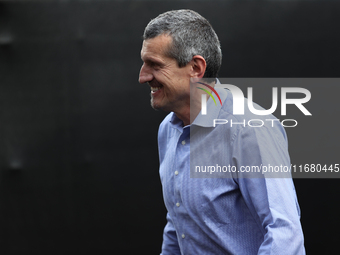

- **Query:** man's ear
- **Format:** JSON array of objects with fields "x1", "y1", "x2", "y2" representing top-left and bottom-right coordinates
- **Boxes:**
[{"x1": 190, "y1": 55, "x2": 206, "y2": 78}]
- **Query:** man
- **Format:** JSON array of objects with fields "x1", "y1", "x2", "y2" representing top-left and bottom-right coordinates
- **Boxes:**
[{"x1": 139, "y1": 10, "x2": 305, "y2": 254}]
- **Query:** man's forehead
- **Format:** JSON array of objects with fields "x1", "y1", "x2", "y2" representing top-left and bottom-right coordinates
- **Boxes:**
[{"x1": 142, "y1": 35, "x2": 172, "y2": 52}]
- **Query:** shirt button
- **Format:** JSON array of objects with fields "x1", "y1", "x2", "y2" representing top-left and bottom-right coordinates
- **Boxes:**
[
  {"x1": 181, "y1": 140, "x2": 186, "y2": 145},
  {"x1": 182, "y1": 234, "x2": 185, "y2": 239},
  {"x1": 175, "y1": 171, "x2": 179, "y2": 175},
  {"x1": 176, "y1": 202, "x2": 180, "y2": 207}
]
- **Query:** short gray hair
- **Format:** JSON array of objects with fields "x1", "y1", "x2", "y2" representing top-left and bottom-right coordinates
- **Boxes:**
[{"x1": 143, "y1": 10, "x2": 222, "y2": 78}]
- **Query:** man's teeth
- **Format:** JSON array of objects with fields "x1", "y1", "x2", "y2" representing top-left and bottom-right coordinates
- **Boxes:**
[{"x1": 151, "y1": 87, "x2": 161, "y2": 92}]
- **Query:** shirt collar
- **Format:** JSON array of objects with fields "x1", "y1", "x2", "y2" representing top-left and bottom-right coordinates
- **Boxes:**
[{"x1": 169, "y1": 112, "x2": 185, "y2": 132}]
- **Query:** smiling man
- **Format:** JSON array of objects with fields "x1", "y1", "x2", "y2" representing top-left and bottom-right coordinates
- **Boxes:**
[
  {"x1": 139, "y1": 31, "x2": 209, "y2": 125},
  {"x1": 139, "y1": 10, "x2": 305, "y2": 255},
  {"x1": 139, "y1": 34, "x2": 192, "y2": 122}
]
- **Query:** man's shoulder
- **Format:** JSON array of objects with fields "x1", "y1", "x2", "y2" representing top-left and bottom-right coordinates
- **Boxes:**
[{"x1": 216, "y1": 88, "x2": 288, "y2": 144}]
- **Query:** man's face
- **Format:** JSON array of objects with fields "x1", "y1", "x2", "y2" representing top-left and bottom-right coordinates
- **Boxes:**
[{"x1": 139, "y1": 34, "x2": 192, "y2": 113}]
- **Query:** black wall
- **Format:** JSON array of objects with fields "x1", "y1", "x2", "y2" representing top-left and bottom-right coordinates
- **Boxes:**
[{"x1": 0, "y1": 1, "x2": 339, "y2": 254}]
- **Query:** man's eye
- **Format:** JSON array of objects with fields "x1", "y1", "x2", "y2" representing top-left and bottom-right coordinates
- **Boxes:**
[{"x1": 152, "y1": 64, "x2": 161, "y2": 70}]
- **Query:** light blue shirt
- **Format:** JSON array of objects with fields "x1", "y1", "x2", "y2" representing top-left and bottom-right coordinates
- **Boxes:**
[{"x1": 158, "y1": 87, "x2": 305, "y2": 254}]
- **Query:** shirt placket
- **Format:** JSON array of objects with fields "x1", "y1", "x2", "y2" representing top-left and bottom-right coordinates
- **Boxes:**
[{"x1": 173, "y1": 126, "x2": 190, "y2": 248}]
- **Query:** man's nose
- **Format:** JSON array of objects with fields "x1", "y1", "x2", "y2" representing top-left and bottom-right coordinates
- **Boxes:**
[{"x1": 139, "y1": 64, "x2": 153, "y2": 84}]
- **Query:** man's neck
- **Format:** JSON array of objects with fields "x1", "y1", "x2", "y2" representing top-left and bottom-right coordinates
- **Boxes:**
[
  {"x1": 174, "y1": 109, "x2": 191, "y2": 127},
  {"x1": 173, "y1": 79, "x2": 217, "y2": 126}
]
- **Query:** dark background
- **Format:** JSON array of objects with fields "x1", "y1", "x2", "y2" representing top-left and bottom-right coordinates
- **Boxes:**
[{"x1": 0, "y1": 1, "x2": 339, "y2": 254}]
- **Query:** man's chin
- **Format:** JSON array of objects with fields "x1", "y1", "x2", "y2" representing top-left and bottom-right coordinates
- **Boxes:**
[
  {"x1": 151, "y1": 103, "x2": 164, "y2": 112},
  {"x1": 150, "y1": 99, "x2": 169, "y2": 112},
  {"x1": 150, "y1": 99, "x2": 161, "y2": 110}
]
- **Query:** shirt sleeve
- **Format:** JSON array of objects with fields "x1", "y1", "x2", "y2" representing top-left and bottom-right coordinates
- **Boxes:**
[
  {"x1": 232, "y1": 124, "x2": 305, "y2": 254},
  {"x1": 160, "y1": 212, "x2": 181, "y2": 255}
]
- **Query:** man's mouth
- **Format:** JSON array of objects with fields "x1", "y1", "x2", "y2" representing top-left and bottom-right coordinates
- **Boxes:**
[
  {"x1": 151, "y1": 86, "x2": 161, "y2": 92},
  {"x1": 151, "y1": 86, "x2": 162, "y2": 95}
]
